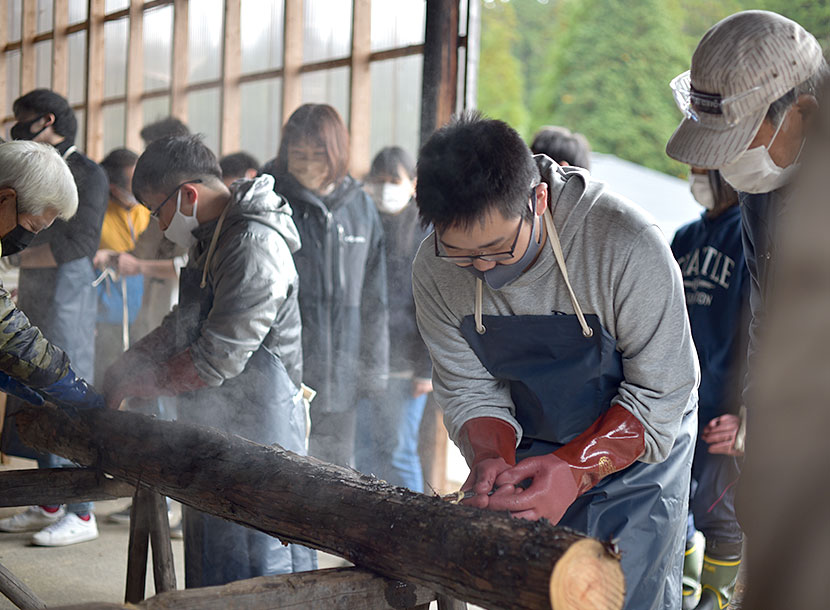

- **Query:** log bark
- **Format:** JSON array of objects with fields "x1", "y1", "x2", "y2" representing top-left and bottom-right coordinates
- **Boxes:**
[
  {"x1": 0, "y1": 468, "x2": 133, "y2": 507},
  {"x1": 14, "y1": 406, "x2": 624, "y2": 610}
]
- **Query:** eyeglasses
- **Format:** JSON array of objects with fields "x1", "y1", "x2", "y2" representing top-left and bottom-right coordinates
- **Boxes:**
[{"x1": 149, "y1": 179, "x2": 203, "y2": 219}]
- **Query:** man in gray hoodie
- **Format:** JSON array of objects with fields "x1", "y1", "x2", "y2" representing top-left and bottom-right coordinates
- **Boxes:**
[
  {"x1": 103, "y1": 135, "x2": 316, "y2": 586},
  {"x1": 413, "y1": 113, "x2": 698, "y2": 610}
]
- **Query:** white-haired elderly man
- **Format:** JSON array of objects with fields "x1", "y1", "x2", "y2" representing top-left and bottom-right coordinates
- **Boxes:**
[
  {"x1": 0, "y1": 141, "x2": 105, "y2": 539},
  {"x1": 666, "y1": 10, "x2": 827, "y2": 610}
]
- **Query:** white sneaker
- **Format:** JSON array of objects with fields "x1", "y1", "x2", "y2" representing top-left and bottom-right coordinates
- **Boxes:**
[
  {"x1": 0, "y1": 506, "x2": 65, "y2": 532},
  {"x1": 31, "y1": 513, "x2": 98, "y2": 546}
]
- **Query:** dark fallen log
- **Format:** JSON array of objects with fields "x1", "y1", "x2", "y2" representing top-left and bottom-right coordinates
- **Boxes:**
[
  {"x1": 14, "y1": 406, "x2": 624, "y2": 610},
  {"x1": 0, "y1": 468, "x2": 133, "y2": 507}
]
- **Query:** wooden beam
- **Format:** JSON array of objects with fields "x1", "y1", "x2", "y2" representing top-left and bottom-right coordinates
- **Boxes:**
[
  {"x1": 16, "y1": 406, "x2": 625, "y2": 610},
  {"x1": 220, "y1": 0, "x2": 241, "y2": 155},
  {"x1": 141, "y1": 567, "x2": 437, "y2": 609},
  {"x1": 420, "y1": 0, "x2": 459, "y2": 146},
  {"x1": 20, "y1": 0, "x2": 36, "y2": 94},
  {"x1": 282, "y1": 0, "x2": 303, "y2": 124},
  {"x1": 170, "y1": 0, "x2": 188, "y2": 122},
  {"x1": 0, "y1": 561, "x2": 46, "y2": 610},
  {"x1": 86, "y1": 0, "x2": 106, "y2": 160},
  {"x1": 124, "y1": 0, "x2": 144, "y2": 151},
  {"x1": 349, "y1": 0, "x2": 371, "y2": 177},
  {"x1": 52, "y1": 0, "x2": 69, "y2": 97},
  {"x1": 0, "y1": 468, "x2": 133, "y2": 507}
]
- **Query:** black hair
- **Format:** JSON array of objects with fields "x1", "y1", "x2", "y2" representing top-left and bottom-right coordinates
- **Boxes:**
[
  {"x1": 707, "y1": 169, "x2": 738, "y2": 208},
  {"x1": 416, "y1": 111, "x2": 540, "y2": 231},
  {"x1": 219, "y1": 151, "x2": 260, "y2": 181},
  {"x1": 530, "y1": 125, "x2": 591, "y2": 170},
  {"x1": 13, "y1": 89, "x2": 77, "y2": 142},
  {"x1": 100, "y1": 148, "x2": 139, "y2": 190},
  {"x1": 368, "y1": 146, "x2": 416, "y2": 181},
  {"x1": 140, "y1": 117, "x2": 190, "y2": 144},
  {"x1": 132, "y1": 135, "x2": 222, "y2": 204}
]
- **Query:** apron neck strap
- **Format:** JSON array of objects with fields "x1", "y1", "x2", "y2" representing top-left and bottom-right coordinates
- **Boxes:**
[
  {"x1": 472, "y1": 208, "x2": 593, "y2": 338},
  {"x1": 61, "y1": 145, "x2": 77, "y2": 160},
  {"x1": 200, "y1": 200, "x2": 232, "y2": 289}
]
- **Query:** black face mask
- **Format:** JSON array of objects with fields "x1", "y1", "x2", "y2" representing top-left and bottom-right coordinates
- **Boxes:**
[
  {"x1": 1, "y1": 225, "x2": 36, "y2": 256},
  {"x1": 10, "y1": 116, "x2": 47, "y2": 141}
]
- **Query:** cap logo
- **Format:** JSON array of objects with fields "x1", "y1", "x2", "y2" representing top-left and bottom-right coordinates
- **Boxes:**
[{"x1": 690, "y1": 88, "x2": 723, "y2": 115}]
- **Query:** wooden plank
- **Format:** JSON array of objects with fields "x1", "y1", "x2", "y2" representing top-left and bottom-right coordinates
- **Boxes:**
[
  {"x1": 170, "y1": 0, "x2": 188, "y2": 122},
  {"x1": 16, "y1": 406, "x2": 625, "y2": 610},
  {"x1": 124, "y1": 0, "x2": 144, "y2": 151},
  {"x1": 0, "y1": 561, "x2": 46, "y2": 610},
  {"x1": 349, "y1": 0, "x2": 371, "y2": 177},
  {"x1": 124, "y1": 485, "x2": 150, "y2": 604},
  {"x1": 86, "y1": 0, "x2": 106, "y2": 160},
  {"x1": 0, "y1": 468, "x2": 133, "y2": 507},
  {"x1": 20, "y1": 0, "x2": 36, "y2": 94},
  {"x1": 52, "y1": 0, "x2": 69, "y2": 97},
  {"x1": 282, "y1": 0, "x2": 303, "y2": 123},
  {"x1": 220, "y1": 0, "x2": 241, "y2": 155},
  {"x1": 144, "y1": 488, "x2": 176, "y2": 594},
  {"x1": 419, "y1": 0, "x2": 459, "y2": 146},
  {"x1": 141, "y1": 567, "x2": 437, "y2": 610}
]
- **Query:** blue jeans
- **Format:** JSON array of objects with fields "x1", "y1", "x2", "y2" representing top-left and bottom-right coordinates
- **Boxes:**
[{"x1": 355, "y1": 378, "x2": 427, "y2": 492}]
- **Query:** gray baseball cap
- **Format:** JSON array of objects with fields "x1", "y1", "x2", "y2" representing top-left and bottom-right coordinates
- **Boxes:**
[{"x1": 666, "y1": 10, "x2": 823, "y2": 168}]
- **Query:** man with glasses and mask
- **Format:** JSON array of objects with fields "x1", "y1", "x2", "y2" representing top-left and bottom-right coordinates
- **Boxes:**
[
  {"x1": 413, "y1": 113, "x2": 697, "y2": 610},
  {"x1": 0, "y1": 141, "x2": 106, "y2": 545},
  {"x1": 102, "y1": 135, "x2": 316, "y2": 586}
]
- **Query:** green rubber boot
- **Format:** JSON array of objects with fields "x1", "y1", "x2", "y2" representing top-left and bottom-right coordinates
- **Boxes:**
[
  {"x1": 682, "y1": 531, "x2": 705, "y2": 610},
  {"x1": 695, "y1": 553, "x2": 741, "y2": 610}
]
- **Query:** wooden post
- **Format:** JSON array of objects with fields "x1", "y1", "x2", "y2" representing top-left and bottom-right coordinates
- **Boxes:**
[
  {"x1": 124, "y1": 486, "x2": 150, "y2": 604},
  {"x1": 220, "y1": 0, "x2": 241, "y2": 155},
  {"x1": 124, "y1": 485, "x2": 176, "y2": 602},
  {"x1": 124, "y1": 0, "x2": 144, "y2": 151},
  {"x1": 282, "y1": 0, "x2": 303, "y2": 124},
  {"x1": 20, "y1": 1, "x2": 36, "y2": 95},
  {"x1": 0, "y1": 0, "x2": 6, "y2": 120},
  {"x1": 0, "y1": 561, "x2": 46, "y2": 610},
  {"x1": 17, "y1": 406, "x2": 625, "y2": 610},
  {"x1": 349, "y1": 0, "x2": 371, "y2": 177},
  {"x1": 170, "y1": 0, "x2": 188, "y2": 122},
  {"x1": 85, "y1": 0, "x2": 106, "y2": 160},
  {"x1": 420, "y1": 0, "x2": 459, "y2": 146},
  {"x1": 52, "y1": 0, "x2": 69, "y2": 98}
]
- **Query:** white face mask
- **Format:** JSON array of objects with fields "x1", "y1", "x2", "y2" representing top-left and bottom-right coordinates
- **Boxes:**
[
  {"x1": 369, "y1": 181, "x2": 412, "y2": 215},
  {"x1": 720, "y1": 109, "x2": 803, "y2": 194},
  {"x1": 163, "y1": 189, "x2": 199, "y2": 248},
  {"x1": 689, "y1": 173, "x2": 715, "y2": 210}
]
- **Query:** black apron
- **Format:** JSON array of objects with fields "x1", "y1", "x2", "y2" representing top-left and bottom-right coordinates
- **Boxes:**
[
  {"x1": 459, "y1": 208, "x2": 694, "y2": 610},
  {"x1": 175, "y1": 259, "x2": 316, "y2": 587}
]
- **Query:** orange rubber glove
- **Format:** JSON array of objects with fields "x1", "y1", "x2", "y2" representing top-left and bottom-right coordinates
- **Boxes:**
[{"x1": 457, "y1": 417, "x2": 517, "y2": 510}]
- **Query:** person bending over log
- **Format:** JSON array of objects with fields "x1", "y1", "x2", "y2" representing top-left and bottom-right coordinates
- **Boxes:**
[
  {"x1": 411, "y1": 113, "x2": 698, "y2": 610},
  {"x1": 102, "y1": 134, "x2": 317, "y2": 587}
]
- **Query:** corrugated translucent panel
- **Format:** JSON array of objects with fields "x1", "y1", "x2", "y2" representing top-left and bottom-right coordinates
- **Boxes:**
[
  {"x1": 68, "y1": 0, "x2": 87, "y2": 25},
  {"x1": 239, "y1": 77, "x2": 282, "y2": 165},
  {"x1": 187, "y1": 87, "x2": 220, "y2": 154},
  {"x1": 240, "y1": 0, "x2": 283, "y2": 74},
  {"x1": 369, "y1": 54, "x2": 422, "y2": 162},
  {"x1": 143, "y1": 5, "x2": 172, "y2": 91},
  {"x1": 142, "y1": 96, "x2": 171, "y2": 129},
  {"x1": 75, "y1": 108, "x2": 86, "y2": 151},
  {"x1": 459, "y1": 0, "x2": 468, "y2": 36},
  {"x1": 67, "y1": 31, "x2": 87, "y2": 105},
  {"x1": 35, "y1": 39, "x2": 52, "y2": 89},
  {"x1": 36, "y1": 0, "x2": 53, "y2": 34},
  {"x1": 105, "y1": 0, "x2": 130, "y2": 13},
  {"x1": 300, "y1": 67, "x2": 350, "y2": 127},
  {"x1": 104, "y1": 18, "x2": 128, "y2": 98},
  {"x1": 303, "y1": 0, "x2": 352, "y2": 63},
  {"x1": 188, "y1": 0, "x2": 223, "y2": 84},
  {"x1": 370, "y1": 0, "x2": 424, "y2": 52},
  {"x1": 102, "y1": 102, "x2": 126, "y2": 154},
  {"x1": 8, "y1": 0, "x2": 21, "y2": 42},
  {"x1": 5, "y1": 49, "x2": 20, "y2": 117}
]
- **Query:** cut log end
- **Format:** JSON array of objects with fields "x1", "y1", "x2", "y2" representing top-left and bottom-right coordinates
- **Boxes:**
[{"x1": 549, "y1": 538, "x2": 625, "y2": 610}]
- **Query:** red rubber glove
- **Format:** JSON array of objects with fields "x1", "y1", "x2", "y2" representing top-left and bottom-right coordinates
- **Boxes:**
[
  {"x1": 457, "y1": 417, "x2": 517, "y2": 510},
  {"x1": 488, "y1": 404, "x2": 646, "y2": 523},
  {"x1": 105, "y1": 348, "x2": 208, "y2": 410}
]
